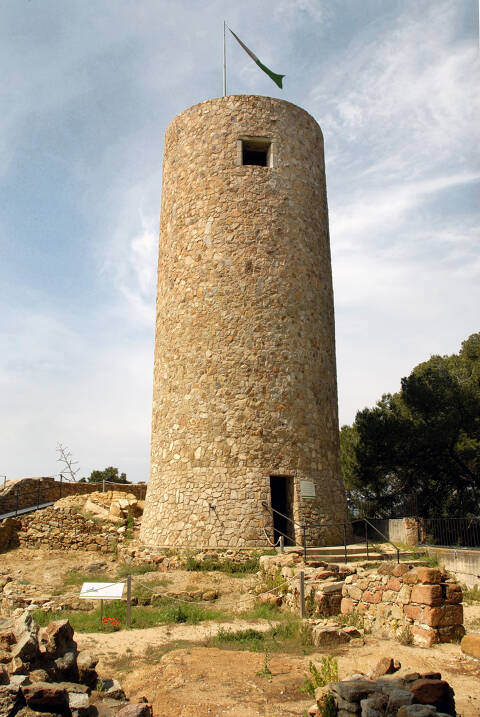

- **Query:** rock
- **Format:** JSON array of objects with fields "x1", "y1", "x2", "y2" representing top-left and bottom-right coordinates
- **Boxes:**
[
  {"x1": 0, "y1": 685, "x2": 25, "y2": 717},
  {"x1": 0, "y1": 666, "x2": 9, "y2": 684},
  {"x1": 93, "y1": 696, "x2": 128, "y2": 717},
  {"x1": 10, "y1": 633, "x2": 38, "y2": 663},
  {"x1": 54, "y1": 650, "x2": 78, "y2": 681},
  {"x1": 397, "y1": 707, "x2": 438, "y2": 717},
  {"x1": 77, "y1": 651, "x2": 98, "y2": 688},
  {"x1": 9, "y1": 675, "x2": 30, "y2": 687},
  {"x1": 460, "y1": 633, "x2": 480, "y2": 659},
  {"x1": 334, "y1": 694, "x2": 361, "y2": 712},
  {"x1": 330, "y1": 680, "x2": 377, "y2": 703},
  {"x1": 414, "y1": 568, "x2": 442, "y2": 584},
  {"x1": 38, "y1": 620, "x2": 75, "y2": 658},
  {"x1": 311, "y1": 625, "x2": 360, "y2": 647},
  {"x1": 29, "y1": 669, "x2": 51, "y2": 683},
  {"x1": 116, "y1": 703, "x2": 154, "y2": 717},
  {"x1": 68, "y1": 691, "x2": 92, "y2": 716},
  {"x1": 0, "y1": 631, "x2": 16, "y2": 649},
  {"x1": 201, "y1": 590, "x2": 218, "y2": 601},
  {"x1": 360, "y1": 692, "x2": 387, "y2": 716},
  {"x1": 9, "y1": 656, "x2": 30, "y2": 675},
  {"x1": 0, "y1": 648, "x2": 12, "y2": 664},
  {"x1": 369, "y1": 657, "x2": 401, "y2": 680},
  {"x1": 21, "y1": 682, "x2": 69, "y2": 712},
  {"x1": 388, "y1": 689, "x2": 414, "y2": 709},
  {"x1": 409, "y1": 679, "x2": 455, "y2": 714},
  {"x1": 101, "y1": 678, "x2": 126, "y2": 700},
  {"x1": 16, "y1": 708, "x2": 64, "y2": 717}
]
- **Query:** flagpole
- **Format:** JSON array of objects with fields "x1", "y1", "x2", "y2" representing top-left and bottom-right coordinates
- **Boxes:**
[{"x1": 223, "y1": 20, "x2": 226, "y2": 97}]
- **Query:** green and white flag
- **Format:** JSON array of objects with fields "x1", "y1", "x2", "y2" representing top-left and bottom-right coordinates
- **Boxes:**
[{"x1": 228, "y1": 27, "x2": 285, "y2": 89}]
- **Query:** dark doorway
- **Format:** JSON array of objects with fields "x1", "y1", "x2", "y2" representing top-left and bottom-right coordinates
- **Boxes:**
[{"x1": 269, "y1": 475, "x2": 295, "y2": 545}]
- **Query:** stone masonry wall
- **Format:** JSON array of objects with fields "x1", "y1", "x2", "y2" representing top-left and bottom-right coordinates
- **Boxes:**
[
  {"x1": 0, "y1": 478, "x2": 147, "y2": 516},
  {"x1": 13, "y1": 506, "x2": 123, "y2": 552},
  {"x1": 341, "y1": 564, "x2": 464, "y2": 647},
  {"x1": 141, "y1": 94, "x2": 349, "y2": 549}
]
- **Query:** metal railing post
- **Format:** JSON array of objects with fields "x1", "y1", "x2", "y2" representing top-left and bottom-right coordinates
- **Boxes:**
[
  {"x1": 59, "y1": 474, "x2": 63, "y2": 499},
  {"x1": 343, "y1": 523, "x2": 348, "y2": 563},
  {"x1": 279, "y1": 535, "x2": 284, "y2": 553},
  {"x1": 365, "y1": 520, "x2": 369, "y2": 559},
  {"x1": 299, "y1": 570, "x2": 305, "y2": 618},
  {"x1": 303, "y1": 525, "x2": 307, "y2": 561}
]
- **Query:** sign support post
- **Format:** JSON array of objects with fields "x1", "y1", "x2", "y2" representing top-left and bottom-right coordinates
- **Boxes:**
[{"x1": 126, "y1": 575, "x2": 131, "y2": 629}]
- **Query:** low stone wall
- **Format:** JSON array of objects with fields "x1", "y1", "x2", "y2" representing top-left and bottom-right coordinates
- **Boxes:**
[
  {"x1": 368, "y1": 518, "x2": 419, "y2": 546},
  {"x1": 0, "y1": 518, "x2": 20, "y2": 552},
  {"x1": 341, "y1": 563, "x2": 464, "y2": 647},
  {"x1": 14, "y1": 506, "x2": 123, "y2": 552},
  {"x1": 0, "y1": 477, "x2": 147, "y2": 516},
  {"x1": 426, "y1": 546, "x2": 480, "y2": 589}
]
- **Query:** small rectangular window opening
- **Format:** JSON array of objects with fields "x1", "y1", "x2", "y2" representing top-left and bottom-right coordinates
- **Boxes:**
[{"x1": 242, "y1": 138, "x2": 272, "y2": 167}]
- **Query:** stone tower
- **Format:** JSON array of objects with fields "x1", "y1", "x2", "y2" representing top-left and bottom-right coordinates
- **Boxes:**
[{"x1": 140, "y1": 95, "x2": 348, "y2": 548}]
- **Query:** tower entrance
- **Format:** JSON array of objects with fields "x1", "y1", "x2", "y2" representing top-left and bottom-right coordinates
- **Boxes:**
[{"x1": 269, "y1": 475, "x2": 295, "y2": 545}]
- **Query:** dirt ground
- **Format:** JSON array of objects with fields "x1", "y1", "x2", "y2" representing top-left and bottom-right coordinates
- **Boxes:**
[
  {"x1": 3, "y1": 547, "x2": 480, "y2": 716},
  {"x1": 0, "y1": 548, "x2": 256, "y2": 607},
  {"x1": 76, "y1": 624, "x2": 480, "y2": 717}
]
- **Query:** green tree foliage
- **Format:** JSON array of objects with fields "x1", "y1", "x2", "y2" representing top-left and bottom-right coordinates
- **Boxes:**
[
  {"x1": 341, "y1": 333, "x2": 480, "y2": 517},
  {"x1": 80, "y1": 466, "x2": 130, "y2": 484}
]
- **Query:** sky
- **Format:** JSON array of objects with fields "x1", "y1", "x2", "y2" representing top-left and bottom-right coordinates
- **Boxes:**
[{"x1": 1, "y1": 0, "x2": 479, "y2": 483}]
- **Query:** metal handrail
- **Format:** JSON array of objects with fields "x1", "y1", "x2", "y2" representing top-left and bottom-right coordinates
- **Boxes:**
[
  {"x1": 261, "y1": 503, "x2": 401, "y2": 565},
  {"x1": 317, "y1": 518, "x2": 400, "y2": 564},
  {"x1": 261, "y1": 501, "x2": 307, "y2": 559}
]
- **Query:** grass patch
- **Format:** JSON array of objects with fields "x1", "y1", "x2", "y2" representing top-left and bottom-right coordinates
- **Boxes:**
[
  {"x1": 62, "y1": 569, "x2": 112, "y2": 587},
  {"x1": 209, "y1": 614, "x2": 312, "y2": 655},
  {"x1": 243, "y1": 601, "x2": 283, "y2": 620},
  {"x1": 185, "y1": 556, "x2": 260, "y2": 575},
  {"x1": 464, "y1": 585, "x2": 480, "y2": 603},
  {"x1": 32, "y1": 599, "x2": 229, "y2": 632},
  {"x1": 116, "y1": 562, "x2": 158, "y2": 577},
  {"x1": 212, "y1": 627, "x2": 266, "y2": 651}
]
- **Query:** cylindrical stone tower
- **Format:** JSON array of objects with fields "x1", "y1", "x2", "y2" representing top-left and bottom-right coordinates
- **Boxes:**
[{"x1": 140, "y1": 95, "x2": 348, "y2": 548}]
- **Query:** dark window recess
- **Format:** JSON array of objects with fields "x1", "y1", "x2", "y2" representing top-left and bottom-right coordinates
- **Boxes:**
[{"x1": 242, "y1": 139, "x2": 271, "y2": 166}]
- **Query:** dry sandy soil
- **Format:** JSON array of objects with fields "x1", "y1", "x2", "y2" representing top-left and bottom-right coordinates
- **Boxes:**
[
  {"x1": 2, "y1": 547, "x2": 480, "y2": 717},
  {"x1": 76, "y1": 625, "x2": 480, "y2": 717}
]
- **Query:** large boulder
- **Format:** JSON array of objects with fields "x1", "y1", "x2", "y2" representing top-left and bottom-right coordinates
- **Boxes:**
[
  {"x1": 38, "y1": 620, "x2": 75, "y2": 659},
  {"x1": 21, "y1": 682, "x2": 70, "y2": 714}
]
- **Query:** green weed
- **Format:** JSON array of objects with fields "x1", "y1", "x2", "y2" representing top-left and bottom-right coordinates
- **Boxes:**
[
  {"x1": 256, "y1": 647, "x2": 272, "y2": 678},
  {"x1": 463, "y1": 585, "x2": 480, "y2": 603},
  {"x1": 300, "y1": 656, "x2": 338, "y2": 698},
  {"x1": 184, "y1": 556, "x2": 260, "y2": 575}
]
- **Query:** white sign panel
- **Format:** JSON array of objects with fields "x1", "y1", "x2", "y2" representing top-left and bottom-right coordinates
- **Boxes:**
[
  {"x1": 79, "y1": 582, "x2": 125, "y2": 600},
  {"x1": 300, "y1": 480, "x2": 316, "y2": 498}
]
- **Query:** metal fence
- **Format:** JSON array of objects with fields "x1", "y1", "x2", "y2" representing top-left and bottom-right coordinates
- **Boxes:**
[{"x1": 420, "y1": 517, "x2": 480, "y2": 549}]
